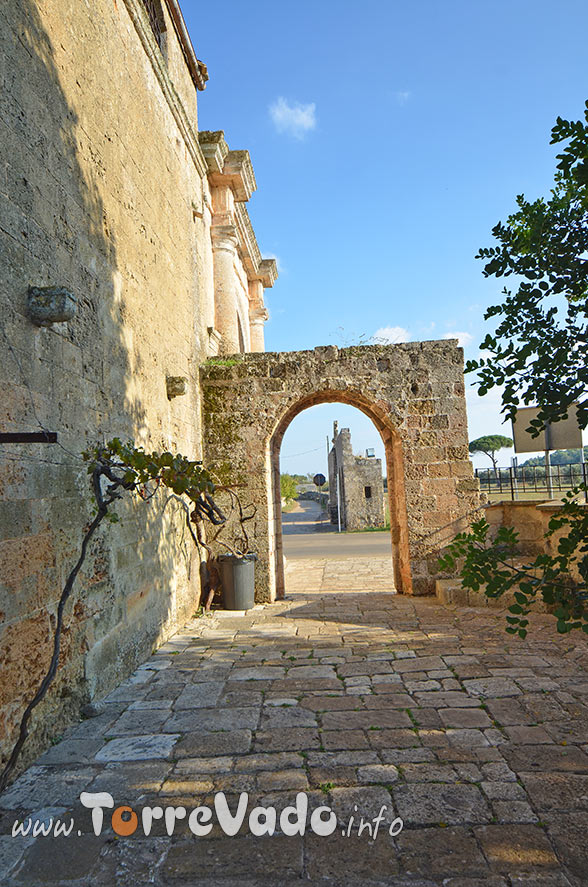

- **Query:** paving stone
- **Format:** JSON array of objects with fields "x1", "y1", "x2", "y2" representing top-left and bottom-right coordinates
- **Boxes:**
[
  {"x1": 0, "y1": 766, "x2": 97, "y2": 809},
  {"x1": 10, "y1": 834, "x2": 106, "y2": 884},
  {"x1": 36, "y1": 738, "x2": 104, "y2": 765},
  {"x1": 108, "y1": 708, "x2": 171, "y2": 735},
  {"x1": 261, "y1": 707, "x2": 318, "y2": 728},
  {"x1": 481, "y1": 781, "x2": 527, "y2": 800},
  {"x1": 393, "y1": 783, "x2": 492, "y2": 826},
  {"x1": 505, "y1": 725, "x2": 554, "y2": 744},
  {"x1": 95, "y1": 733, "x2": 180, "y2": 762},
  {"x1": 305, "y1": 831, "x2": 401, "y2": 880},
  {"x1": 321, "y1": 710, "x2": 412, "y2": 730},
  {"x1": 366, "y1": 729, "x2": 420, "y2": 749},
  {"x1": 173, "y1": 729, "x2": 252, "y2": 757},
  {"x1": 474, "y1": 824, "x2": 560, "y2": 874},
  {"x1": 400, "y1": 763, "x2": 457, "y2": 782},
  {"x1": 501, "y1": 743, "x2": 588, "y2": 773},
  {"x1": 329, "y1": 786, "x2": 396, "y2": 826},
  {"x1": 379, "y1": 748, "x2": 437, "y2": 764},
  {"x1": 446, "y1": 728, "x2": 490, "y2": 748},
  {"x1": 308, "y1": 766, "x2": 357, "y2": 788},
  {"x1": 165, "y1": 706, "x2": 260, "y2": 733},
  {"x1": 396, "y1": 826, "x2": 490, "y2": 878},
  {"x1": 362, "y1": 692, "x2": 414, "y2": 708},
  {"x1": 163, "y1": 835, "x2": 304, "y2": 880},
  {"x1": 89, "y1": 760, "x2": 173, "y2": 795},
  {"x1": 542, "y1": 812, "x2": 588, "y2": 884},
  {"x1": 175, "y1": 756, "x2": 235, "y2": 774},
  {"x1": 285, "y1": 665, "x2": 337, "y2": 679},
  {"x1": 174, "y1": 681, "x2": 225, "y2": 708},
  {"x1": 306, "y1": 751, "x2": 379, "y2": 767},
  {"x1": 257, "y1": 769, "x2": 309, "y2": 791},
  {"x1": 321, "y1": 729, "x2": 370, "y2": 750},
  {"x1": 491, "y1": 800, "x2": 538, "y2": 823},
  {"x1": 264, "y1": 696, "x2": 298, "y2": 706},
  {"x1": 439, "y1": 708, "x2": 492, "y2": 729},
  {"x1": 253, "y1": 728, "x2": 321, "y2": 752},
  {"x1": 229, "y1": 666, "x2": 285, "y2": 680},
  {"x1": 463, "y1": 678, "x2": 522, "y2": 698},
  {"x1": 518, "y1": 773, "x2": 588, "y2": 812},
  {"x1": 234, "y1": 752, "x2": 304, "y2": 772},
  {"x1": 357, "y1": 764, "x2": 399, "y2": 784}
]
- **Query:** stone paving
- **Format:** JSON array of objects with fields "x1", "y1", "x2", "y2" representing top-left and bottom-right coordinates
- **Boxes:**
[{"x1": 1, "y1": 567, "x2": 588, "y2": 885}]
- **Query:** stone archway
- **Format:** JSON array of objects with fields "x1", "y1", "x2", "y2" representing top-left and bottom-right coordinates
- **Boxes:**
[
  {"x1": 200, "y1": 341, "x2": 479, "y2": 602},
  {"x1": 270, "y1": 391, "x2": 410, "y2": 598}
]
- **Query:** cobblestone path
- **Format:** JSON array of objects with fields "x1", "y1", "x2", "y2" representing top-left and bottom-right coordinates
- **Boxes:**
[{"x1": 1, "y1": 580, "x2": 588, "y2": 885}]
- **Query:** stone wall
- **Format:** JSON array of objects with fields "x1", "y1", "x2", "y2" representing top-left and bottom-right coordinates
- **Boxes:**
[
  {"x1": 0, "y1": 0, "x2": 273, "y2": 773},
  {"x1": 328, "y1": 426, "x2": 385, "y2": 530},
  {"x1": 201, "y1": 341, "x2": 480, "y2": 601}
]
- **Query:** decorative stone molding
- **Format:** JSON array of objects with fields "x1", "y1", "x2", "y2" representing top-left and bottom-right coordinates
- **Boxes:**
[
  {"x1": 210, "y1": 224, "x2": 238, "y2": 254},
  {"x1": 207, "y1": 327, "x2": 223, "y2": 356},
  {"x1": 256, "y1": 258, "x2": 278, "y2": 289},
  {"x1": 198, "y1": 131, "x2": 229, "y2": 174},
  {"x1": 199, "y1": 132, "x2": 256, "y2": 202},
  {"x1": 122, "y1": 0, "x2": 207, "y2": 179},
  {"x1": 249, "y1": 306, "x2": 269, "y2": 324}
]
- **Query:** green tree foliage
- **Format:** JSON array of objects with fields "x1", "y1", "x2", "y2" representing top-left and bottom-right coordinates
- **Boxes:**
[
  {"x1": 439, "y1": 487, "x2": 588, "y2": 638},
  {"x1": 445, "y1": 101, "x2": 588, "y2": 638},
  {"x1": 467, "y1": 102, "x2": 588, "y2": 437},
  {"x1": 468, "y1": 434, "x2": 513, "y2": 469},
  {"x1": 280, "y1": 474, "x2": 298, "y2": 501},
  {"x1": 521, "y1": 446, "x2": 588, "y2": 467}
]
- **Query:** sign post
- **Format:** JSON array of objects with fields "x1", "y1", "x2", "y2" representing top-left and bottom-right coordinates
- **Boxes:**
[
  {"x1": 313, "y1": 472, "x2": 326, "y2": 525},
  {"x1": 512, "y1": 404, "x2": 582, "y2": 500}
]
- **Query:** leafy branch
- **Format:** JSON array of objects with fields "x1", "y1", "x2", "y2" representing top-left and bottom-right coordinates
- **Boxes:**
[
  {"x1": 439, "y1": 485, "x2": 588, "y2": 639},
  {"x1": 0, "y1": 439, "x2": 252, "y2": 793}
]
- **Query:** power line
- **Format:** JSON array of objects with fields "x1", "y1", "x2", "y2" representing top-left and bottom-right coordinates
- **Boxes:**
[{"x1": 280, "y1": 445, "x2": 324, "y2": 459}]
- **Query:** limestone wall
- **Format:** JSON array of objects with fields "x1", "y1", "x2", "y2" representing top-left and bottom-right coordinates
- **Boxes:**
[
  {"x1": 328, "y1": 427, "x2": 385, "y2": 530},
  {"x1": 0, "y1": 0, "x2": 214, "y2": 771}
]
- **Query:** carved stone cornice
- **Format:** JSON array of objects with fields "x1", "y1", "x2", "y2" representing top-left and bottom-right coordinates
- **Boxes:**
[
  {"x1": 198, "y1": 131, "x2": 229, "y2": 173},
  {"x1": 122, "y1": 0, "x2": 207, "y2": 178},
  {"x1": 256, "y1": 258, "x2": 278, "y2": 289},
  {"x1": 198, "y1": 132, "x2": 256, "y2": 202},
  {"x1": 234, "y1": 203, "x2": 262, "y2": 277},
  {"x1": 201, "y1": 132, "x2": 277, "y2": 289}
]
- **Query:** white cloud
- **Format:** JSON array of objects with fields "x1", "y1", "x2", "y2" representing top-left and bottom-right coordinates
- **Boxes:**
[
  {"x1": 264, "y1": 252, "x2": 284, "y2": 273},
  {"x1": 373, "y1": 326, "x2": 410, "y2": 344},
  {"x1": 443, "y1": 331, "x2": 473, "y2": 348},
  {"x1": 269, "y1": 97, "x2": 316, "y2": 140},
  {"x1": 395, "y1": 90, "x2": 411, "y2": 105}
]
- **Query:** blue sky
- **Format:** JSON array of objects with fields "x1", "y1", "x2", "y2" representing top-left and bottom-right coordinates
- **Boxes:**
[{"x1": 184, "y1": 0, "x2": 588, "y2": 475}]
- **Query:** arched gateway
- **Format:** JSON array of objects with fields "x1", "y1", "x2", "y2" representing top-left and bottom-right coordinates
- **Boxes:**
[{"x1": 200, "y1": 341, "x2": 479, "y2": 602}]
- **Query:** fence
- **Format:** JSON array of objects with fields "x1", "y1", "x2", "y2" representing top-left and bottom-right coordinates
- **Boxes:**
[{"x1": 475, "y1": 462, "x2": 588, "y2": 500}]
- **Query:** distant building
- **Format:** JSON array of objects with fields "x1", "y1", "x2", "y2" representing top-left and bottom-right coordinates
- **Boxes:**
[{"x1": 328, "y1": 422, "x2": 385, "y2": 530}]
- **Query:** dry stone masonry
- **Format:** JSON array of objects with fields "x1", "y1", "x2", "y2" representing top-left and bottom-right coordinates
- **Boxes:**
[
  {"x1": 201, "y1": 341, "x2": 480, "y2": 602},
  {"x1": 328, "y1": 422, "x2": 386, "y2": 530}
]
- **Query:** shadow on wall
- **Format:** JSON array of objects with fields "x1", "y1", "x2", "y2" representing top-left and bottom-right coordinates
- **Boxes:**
[{"x1": 0, "y1": 2, "x2": 195, "y2": 777}]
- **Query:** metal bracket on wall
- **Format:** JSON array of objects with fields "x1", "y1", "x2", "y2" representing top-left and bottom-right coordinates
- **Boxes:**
[{"x1": 0, "y1": 432, "x2": 58, "y2": 443}]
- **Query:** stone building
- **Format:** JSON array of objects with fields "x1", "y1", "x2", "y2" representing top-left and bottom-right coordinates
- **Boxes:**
[
  {"x1": 0, "y1": 0, "x2": 480, "y2": 778},
  {"x1": 0, "y1": 0, "x2": 276, "y2": 769},
  {"x1": 328, "y1": 422, "x2": 386, "y2": 530}
]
